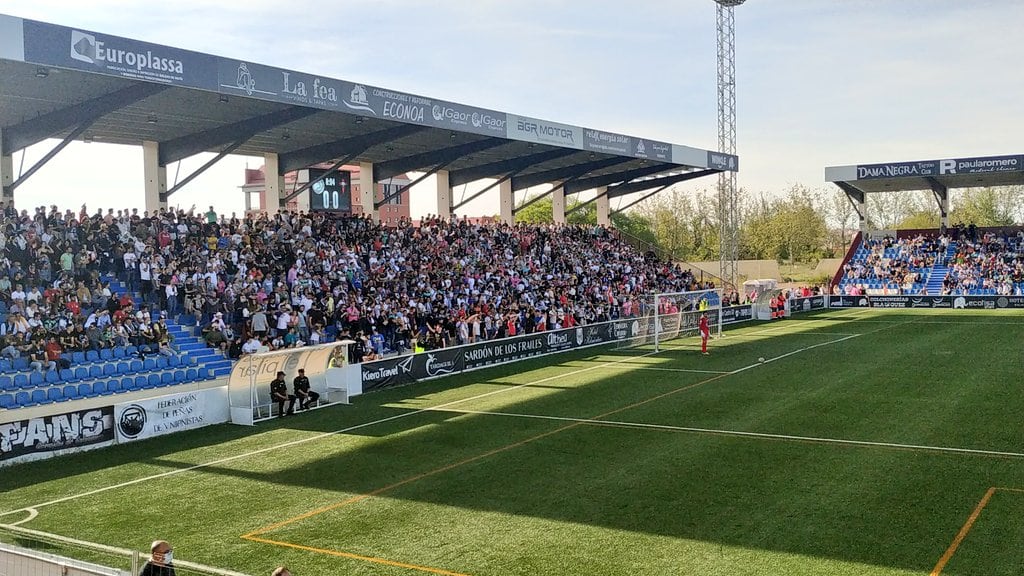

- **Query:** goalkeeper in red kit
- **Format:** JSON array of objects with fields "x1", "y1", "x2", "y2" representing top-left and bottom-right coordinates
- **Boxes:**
[{"x1": 699, "y1": 312, "x2": 710, "y2": 355}]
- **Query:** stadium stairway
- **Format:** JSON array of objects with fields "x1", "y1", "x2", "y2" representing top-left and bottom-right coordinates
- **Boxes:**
[
  {"x1": 925, "y1": 242, "x2": 956, "y2": 294},
  {"x1": 104, "y1": 277, "x2": 235, "y2": 379}
]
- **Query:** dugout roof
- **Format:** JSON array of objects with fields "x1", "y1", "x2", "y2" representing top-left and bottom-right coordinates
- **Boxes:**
[{"x1": 0, "y1": 14, "x2": 736, "y2": 201}]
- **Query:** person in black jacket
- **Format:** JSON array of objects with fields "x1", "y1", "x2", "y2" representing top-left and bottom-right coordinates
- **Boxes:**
[
  {"x1": 138, "y1": 540, "x2": 175, "y2": 576},
  {"x1": 292, "y1": 368, "x2": 319, "y2": 411},
  {"x1": 269, "y1": 371, "x2": 294, "y2": 417}
]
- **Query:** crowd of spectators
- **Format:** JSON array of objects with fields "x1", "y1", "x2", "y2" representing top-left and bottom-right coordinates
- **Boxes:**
[
  {"x1": 0, "y1": 201, "x2": 716, "y2": 368},
  {"x1": 942, "y1": 231, "x2": 1024, "y2": 295},
  {"x1": 839, "y1": 234, "x2": 946, "y2": 294},
  {"x1": 0, "y1": 202, "x2": 177, "y2": 374}
]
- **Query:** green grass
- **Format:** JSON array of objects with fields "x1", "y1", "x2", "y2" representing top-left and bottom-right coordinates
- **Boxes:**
[{"x1": 2, "y1": 308, "x2": 1023, "y2": 576}]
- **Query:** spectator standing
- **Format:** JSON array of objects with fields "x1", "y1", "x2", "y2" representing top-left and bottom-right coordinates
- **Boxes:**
[{"x1": 138, "y1": 540, "x2": 175, "y2": 576}]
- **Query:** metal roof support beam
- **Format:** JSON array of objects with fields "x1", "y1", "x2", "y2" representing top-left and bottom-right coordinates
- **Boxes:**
[
  {"x1": 163, "y1": 139, "x2": 245, "y2": 200},
  {"x1": 159, "y1": 106, "x2": 318, "y2": 165},
  {"x1": 835, "y1": 181, "x2": 868, "y2": 231},
  {"x1": 7, "y1": 122, "x2": 90, "y2": 193},
  {"x1": 281, "y1": 152, "x2": 361, "y2": 205},
  {"x1": 564, "y1": 164, "x2": 672, "y2": 195},
  {"x1": 515, "y1": 178, "x2": 577, "y2": 213},
  {"x1": 375, "y1": 138, "x2": 511, "y2": 182},
  {"x1": 565, "y1": 187, "x2": 609, "y2": 217},
  {"x1": 279, "y1": 124, "x2": 427, "y2": 173},
  {"x1": 511, "y1": 157, "x2": 633, "y2": 192},
  {"x1": 2, "y1": 83, "x2": 168, "y2": 154},
  {"x1": 611, "y1": 182, "x2": 675, "y2": 214},
  {"x1": 452, "y1": 172, "x2": 514, "y2": 211},
  {"x1": 926, "y1": 176, "x2": 950, "y2": 227},
  {"x1": 374, "y1": 161, "x2": 449, "y2": 209},
  {"x1": 448, "y1": 148, "x2": 579, "y2": 187},
  {"x1": 607, "y1": 169, "x2": 719, "y2": 199}
]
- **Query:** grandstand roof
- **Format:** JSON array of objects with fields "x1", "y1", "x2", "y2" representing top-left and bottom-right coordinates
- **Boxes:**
[
  {"x1": 0, "y1": 14, "x2": 736, "y2": 199},
  {"x1": 825, "y1": 154, "x2": 1024, "y2": 194}
]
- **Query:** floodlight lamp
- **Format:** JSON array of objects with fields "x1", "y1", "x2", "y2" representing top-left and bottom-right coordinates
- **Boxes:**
[{"x1": 714, "y1": 0, "x2": 746, "y2": 6}]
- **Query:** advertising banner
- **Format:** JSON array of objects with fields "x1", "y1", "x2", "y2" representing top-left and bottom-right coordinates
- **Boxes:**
[
  {"x1": 0, "y1": 407, "x2": 114, "y2": 463},
  {"x1": 720, "y1": 305, "x2": 754, "y2": 324},
  {"x1": 308, "y1": 169, "x2": 352, "y2": 212},
  {"x1": 506, "y1": 114, "x2": 583, "y2": 150},
  {"x1": 855, "y1": 155, "x2": 1024, "y2": 180},
  {"x1": 463, "y1": 332, "x2": 549, "y2": 370},
  {"x1": 22, "y1": 19, "x2": 217, "y2": 89},
  {"x1": 115, "y1": 391, "x2": 206, "y2": 442},
  {"x1": 828, "y1": 294, "x2": 1024, "y2": 309},
  {"x1": 361, "y1": 347, "x2": 466, "y2": 391},
  {"x1": 789, "y1": 296, "x2": 827, "y2": 314},
  {"x1": 707, "y1": 151, "x2": 739, "y2": 172}
]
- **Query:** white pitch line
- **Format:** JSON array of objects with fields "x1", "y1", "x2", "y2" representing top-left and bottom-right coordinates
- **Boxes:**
[
  {"x1": 1, "y1": 345, "x2": 670, "y2": 516},
  {"x1": 429, "y1": 408, "x2": 1024, "y2": 461}
]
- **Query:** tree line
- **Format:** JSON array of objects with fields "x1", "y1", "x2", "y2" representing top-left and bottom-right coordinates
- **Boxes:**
[{"x1": 514, "y1": 185, "x2": 1024, "y2": 264}]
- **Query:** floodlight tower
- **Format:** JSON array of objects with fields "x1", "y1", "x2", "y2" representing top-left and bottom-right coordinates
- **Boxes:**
[{"x1": 714, "y1": 0, "x2": 744, "y2": 292}]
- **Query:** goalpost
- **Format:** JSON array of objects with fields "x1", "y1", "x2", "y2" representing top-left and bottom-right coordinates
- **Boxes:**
[{"x1": 619, "y1": 288, "x2": 723, "y2": 352}]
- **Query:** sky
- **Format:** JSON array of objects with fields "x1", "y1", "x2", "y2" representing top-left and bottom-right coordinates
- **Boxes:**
[{"x1": 2, "y1": 0, "x2": 1023, "y2": 218}]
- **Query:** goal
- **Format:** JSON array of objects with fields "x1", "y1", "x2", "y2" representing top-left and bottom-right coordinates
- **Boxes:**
[{"x1": 619, "y1": 289, "x2": 722, "y2": 352}]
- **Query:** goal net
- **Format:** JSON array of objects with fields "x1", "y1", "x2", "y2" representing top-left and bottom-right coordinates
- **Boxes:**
[{"x1": 618, "y1": 289, "x2": 722, "y2": 352}]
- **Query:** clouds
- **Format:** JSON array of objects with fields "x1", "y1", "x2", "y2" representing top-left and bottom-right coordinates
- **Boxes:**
[{"x1": 2, "y1": 0, "x2": 1023, "y2": 215}]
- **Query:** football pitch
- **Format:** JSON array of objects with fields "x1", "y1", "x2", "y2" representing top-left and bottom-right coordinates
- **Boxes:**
[{"x1": 1, "y1": 308, "x2": 1023, "y2": 576}]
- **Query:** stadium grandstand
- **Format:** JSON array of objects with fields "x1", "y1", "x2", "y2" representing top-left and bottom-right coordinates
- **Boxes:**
[
  {"x1": 0, "y1": 203, "x2": 718, "y2": 411},
  {"x1": 828, "y1": 153, "x2": 1024, "y2": 297}
]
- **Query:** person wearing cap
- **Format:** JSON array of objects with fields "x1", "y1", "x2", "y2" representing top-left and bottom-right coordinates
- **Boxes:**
[
  {"x1": 292, "y1": 368, "x2": 319, "y2": 411},
  {"x1": 138, "y1": 539, "x2": 175, "y2": 576},
  {"x1": 269, "y1": 371, "x2": 294, "y2": 417}
]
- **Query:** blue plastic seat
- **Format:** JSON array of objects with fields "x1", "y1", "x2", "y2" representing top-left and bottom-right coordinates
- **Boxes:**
[
  {"x1": 59, "y1": 368, "x2": 74, "y2": 383},
  {"x1": 62, "y1": 384, "x2": 79, "y2": 400},
  {"x1": 13, "y1": 374, "x2": 29, "y2": 390},
  {"x1": 173, "y1": 370, "x2": 187, "y2": 384},
  {"x1": 112, "y1": 347, "x2": 127, "y2": 359},
  {"x1": 29, "y1": 371, "x2": 44, "y2": 387},
  {"x1": 99, "y1": 348, "x2": 114, "y2": 361},
  {"x1": 0, "y1": 358, "x2": 12, "y2": 373},
  {"x1": 126, "y1": 345, "x2": 139, "y2": 356},
  {"x1": 102, "y1": 363, "x2": 117, "y2": 377},
  {"x1": 107, "y1": 379, "x2": 122, "y2": 394},
  {"x1": 147, "y1": 373, "x2": 161, "y2": 388},
  {"x1": 13, "y1": 357, "x2": 29, "y2": 371},
  {"x1": 160, "y1": 372, "x2": 174, "y2": 386},
  {"x1": 47, "y1": 387, "x2": 64, "y2": 403},
  {"x1": 71, "y1": 351, "x2": 86, "y2": 364},
  {"x1": 85, "y1": 350, "x2": 100, "y2": 363},
  {"x1": 89, "y1": 365, "x2": 103, "y2": 380},
  {"x1": 185, "y1": 368, "x2": 199, "y2": 382},
  {"x1": 14, "y1": 391, "x2": 32, "y2": 407},
  {"x1": 121, "y1": 377, "x2": 135, "y2": 391},
  {"x1": 134, "y1": 375, "x2": 148, "y2": 389},
  {"x1": 0, "y1": 392, "x2": 14, "y2": 408},
  {"x1": 129, "y1": 359, "x2": 143, "y2": 374},
  {"x1": 156, "y1": 356, "x2": 169, "y2": 369},
  {"x1": 0, "y1": 375, "x2": 12, "y2": 392},
  {"x1": 143, "y1": 358, "x2": 157, "y2": 371},
  {"x1": 30, "y1": 389, "x2": 48, "y2": 405},
  {"x1": 92, "y1": 381, "x2": 107, "y2": 395},
  {"x1": 74, "y1": 366, "x2": 89, "y2": 382},
  {"x1": 78, "y1": 382, "x2": 92, "y2": 397},
  {"x1": 45, "y1": 369, "x2": 60, "y2": 385},
  {"x1": 167, "y1": 355, "x2": 181, "y2": 368}
]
